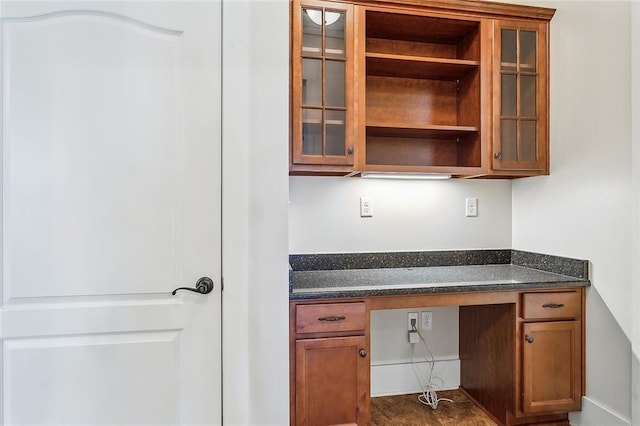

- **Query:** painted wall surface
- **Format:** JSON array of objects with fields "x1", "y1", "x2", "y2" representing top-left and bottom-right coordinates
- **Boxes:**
[
  {"x1": 222, "y1": 1, "x2": 290, "y2": 424},
  {"x1": 370, "y1": 308, "x2": 460, "y2": 397},
  {"x1": 632, "y1": 2, "x2": 640, "y2": 424},
  {"x1": 289, "y1": 177, "x2": 512, "y2": 253},
  {"x1": 508, "y1": 0, "x2": 633, "y2": 424}
]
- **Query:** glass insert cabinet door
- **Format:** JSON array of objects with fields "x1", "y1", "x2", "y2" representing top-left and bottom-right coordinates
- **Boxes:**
[
  {"x1": 291, "y1": 0, "x2": 355, "y2": 167},
  {"x1": 493, "y1": 20, "x2": 549, "y2": 172}
]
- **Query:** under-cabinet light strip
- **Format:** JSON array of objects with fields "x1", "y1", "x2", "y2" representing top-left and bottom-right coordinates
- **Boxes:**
[{"x1": 360, "y1": 172, "x2": 452, "y2": 180}]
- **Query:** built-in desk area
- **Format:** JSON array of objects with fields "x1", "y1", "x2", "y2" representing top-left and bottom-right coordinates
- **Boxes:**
[{"x1": 289, "y1": 250, "x2": 589, "y2": 426}]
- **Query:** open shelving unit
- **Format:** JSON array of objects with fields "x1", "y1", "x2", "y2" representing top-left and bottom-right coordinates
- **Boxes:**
[{"x1": 360, "y1": 10, "x2": 483, "y2": 172}]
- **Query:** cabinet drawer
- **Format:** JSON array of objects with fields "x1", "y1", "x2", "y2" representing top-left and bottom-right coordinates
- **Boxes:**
[
  {"x1": 522, "y1": 291, "x2": 581, "y2": 320},
  {"x1": 296, "y1": 302, "x2": 366, "y2": 334}
]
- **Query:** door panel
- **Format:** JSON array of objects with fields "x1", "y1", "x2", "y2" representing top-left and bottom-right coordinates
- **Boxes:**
[
  {"x1": 4, "y1": 10, "x2": 184, "y2": 299},
  {"x1": 1, "y1": 2, "x2": 221, "y2": 424},
  {"x1": 5, "y1": 332, "x2": 179, "y2": 424}
]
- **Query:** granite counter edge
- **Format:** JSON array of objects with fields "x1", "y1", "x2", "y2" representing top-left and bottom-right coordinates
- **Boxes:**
[{"x1": 289, "y1": 279, "x2": 590, "y2": 301}]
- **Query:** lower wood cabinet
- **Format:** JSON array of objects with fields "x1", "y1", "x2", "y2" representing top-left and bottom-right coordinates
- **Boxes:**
[
  {"x1": 295, "y1": 336, "x2": 369, "y2": 425},
  {"x1": 522, "y1": 320, "x2": 582, "y2": 414},
  {"x1": 460, "y1": 288, "x2": 584, "y2": 425},
  {"x1": 292, "y1": 288, "x2": 584, "y2": 426},
  {"x1": 291, "y1": 301, "x2": 370, "y2": 426},
  {"x1": 521, "y1": 291, "x2": 583, "y2": 416}
]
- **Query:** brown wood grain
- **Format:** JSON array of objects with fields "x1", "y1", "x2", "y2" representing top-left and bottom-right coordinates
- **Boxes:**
[
  {"x1": 366, "y1": 75, "x2": 458, "y2": 126},
  {"x1": 365, "y1": 10, "x2": 481, "y2": 43},
  {"x1": 521, "y1": 291, "x2": 581, "y2": 320},
  {"x1": 296, "y1": 336, "x2": 369, "y2": 425},
  {"x1": 460, "y1": 304, "x2": 515, "y2": 425},
  {"x1": 366, "y1": 54, "x2": 479, "y2": 80},
  {"x1": 522, "y1": 321, "x2": 582, "y2": 414},
  {"x1": 296, "y1": 302, "x2": 367, "y2": 333}
]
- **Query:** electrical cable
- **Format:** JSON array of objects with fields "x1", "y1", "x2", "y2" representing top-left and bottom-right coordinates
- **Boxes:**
[{"x1": 410, "y1": 325, "x2": 454, "y2": 410}]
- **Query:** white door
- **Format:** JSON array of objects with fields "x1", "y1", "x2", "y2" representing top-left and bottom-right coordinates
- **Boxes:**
[{"x1": 0, "y1": 1, "x2": 221, "y2": 424}]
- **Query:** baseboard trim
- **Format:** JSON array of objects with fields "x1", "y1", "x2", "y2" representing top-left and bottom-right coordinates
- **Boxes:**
[
  {"x1": 568, "y1": 396, "x2": 631, "y2": 425},
  {"x1": 370, "y1": 359, "x2": 460, "y2": 397}
]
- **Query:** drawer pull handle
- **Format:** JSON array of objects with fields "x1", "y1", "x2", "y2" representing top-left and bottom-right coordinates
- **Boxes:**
[
  {"x1": 542, "y1": 303, "x2": 565, "y2": 309},
  {"x1": 359, "y1": 349, "x2": 367, "y2": 358},
  {"x1": 526, "y1": 335, "x2": 534, "y2": 344},
  {"x1": 318, "y1": 315, "x2": 346, "y2": 322}
]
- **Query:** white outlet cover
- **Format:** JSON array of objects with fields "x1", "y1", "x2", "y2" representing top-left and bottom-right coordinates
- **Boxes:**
[
  {"x1": 360, "y1": 196, "x2": 373, "y2": 217},
  {"x1": 465, "y1": 197, "x2": 478, "y2": 217},
  {"x1": 421, "y1": 311, "x2": 433, "y2": 330}
]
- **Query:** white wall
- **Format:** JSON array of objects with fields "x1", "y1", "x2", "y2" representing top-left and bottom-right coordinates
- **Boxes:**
[
  {"x1": 370, "y1": 308, "x2": 460, "y2": 397},
  {"x1": 222, "y1": 1, "x2": 290, "y2": 424},
  {"x1": 632, "y1": 2, "x2": 640, "y2": 424},
  {"x1": 509, "y1": 0, "x2": 633, "y2": 424},
  {"x1": 289, "y1": 177, "x2": 512, "y2": 253}
]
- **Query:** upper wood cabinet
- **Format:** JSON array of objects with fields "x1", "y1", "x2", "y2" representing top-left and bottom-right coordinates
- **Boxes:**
[
  {"x1": 291, "y1": 0, "x2": 356, "y2": 175},
  {"x1": 289, "y1": 0, "x2": 555, "y2": 178},
  {"x1": 491, "y1": 20, "x2": 550, "y2": 176}
]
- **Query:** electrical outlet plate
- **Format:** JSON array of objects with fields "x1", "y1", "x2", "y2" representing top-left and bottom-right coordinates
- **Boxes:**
[
  {"x1": 360, "y1": 196, "x2": 373, "y2": 217},
  {"x1": 407, "y1": 312, "x2": 418, "y2": 331},
  {"x1": 465, "y1": 197, "x2": 478, "y2": 217},
  {"x1": 421, "y1": 311, "x2": 433, "y2": 330}
]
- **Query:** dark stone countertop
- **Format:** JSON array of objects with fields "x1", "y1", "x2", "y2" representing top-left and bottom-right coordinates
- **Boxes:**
[{"x1": 289, "y1": 250, "x2": 590, "y2": 300}]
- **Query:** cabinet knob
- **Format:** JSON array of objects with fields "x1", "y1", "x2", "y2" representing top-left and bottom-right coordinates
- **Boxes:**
[
  {"x1": 525, "y1": 335, "x2": 534, "y2": 344},
  {"x1": 347, "y1": 146, "x2": 354, "y2": 155},
  {"x1": 494, "y1": 152, "x2": 502, "y2": 160},
  {"x1": 359, "y1": 349, "x2": 367, "y2": 358}
]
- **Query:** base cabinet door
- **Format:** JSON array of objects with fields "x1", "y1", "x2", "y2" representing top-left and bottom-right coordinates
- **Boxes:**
[
  {"x1": 295, "y1": 336, "x2": 369, "y2": 426},
  {"x1": 522, "y1": 321, "x2": 582, "y2": 414}
]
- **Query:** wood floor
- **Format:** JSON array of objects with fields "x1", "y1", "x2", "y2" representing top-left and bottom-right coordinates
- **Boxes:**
[{"x1": 371, "y1": 389, "x2": 498, "y2": 426}]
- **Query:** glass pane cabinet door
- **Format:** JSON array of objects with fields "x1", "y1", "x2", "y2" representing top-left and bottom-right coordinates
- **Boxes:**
[
  {"x1": 292, "y1": 0, "x2": 354, "y2": 168},
  {"x1": 493, "y1": 21, "x2": 548, "y2": 173}
]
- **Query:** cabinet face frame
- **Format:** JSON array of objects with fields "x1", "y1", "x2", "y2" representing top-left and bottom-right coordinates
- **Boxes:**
[
  {"x1": 491, "y1": 19, "x2": 549, "y2": 174},
  {"x1": 291, "y1": 0, "x2": 357, "y2": 172}
]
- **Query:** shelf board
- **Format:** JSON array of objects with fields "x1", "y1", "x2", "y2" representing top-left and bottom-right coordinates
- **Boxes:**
[
  {"x1": 367, "y1": 123, "x2": 478, "y2": 139},
  {"x1": 366, "y1": 11, "x2": 479, "y2": 44},
  {"x1": 366, "y1": 53, "x2": 479, "y2": 80}
]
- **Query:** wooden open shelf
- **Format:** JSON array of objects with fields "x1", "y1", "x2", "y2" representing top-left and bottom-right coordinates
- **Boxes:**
[
  {"x1": 366, "y1": 53, "x2": 479, "y2": 80},
  {"x1": 366, "y1": 11, "x2": 480, "y2": 47},
  {"x1": 361, "y1": 8, "x2": 481, "y2": 172},
  {"x1": 366, "y1": 123, "x2": 478, "y2": 139},
  {"x1": 365, "y1": 131, "x2": 481, "y2": 168}
]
